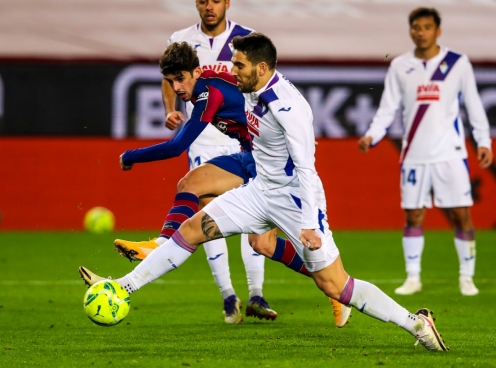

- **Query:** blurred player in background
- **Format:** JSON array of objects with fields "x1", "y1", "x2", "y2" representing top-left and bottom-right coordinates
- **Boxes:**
[
  {"x1": 81, "y1": 33, "x2": 448, "y2": 351},
  {"x1": 358, "y1": 7, "x2": 493, "y2": 296}
]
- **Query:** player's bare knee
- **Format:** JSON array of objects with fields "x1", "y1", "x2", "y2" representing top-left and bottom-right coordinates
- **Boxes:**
[
  {"x1": 405, "y1": 208, "x2": 425, "y2": 227},
  {"x1": 249, "y1": 234, "x2": 276, "y2": 257},
  {"x1": 449, "y1": 207, "x2": 473, "y2": 231}
]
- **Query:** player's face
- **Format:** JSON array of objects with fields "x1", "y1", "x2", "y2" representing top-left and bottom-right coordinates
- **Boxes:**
[
  {"x1": 410, "y1": 16, "x2": 440, "y2": 51},
  {"x1": 231, "y1": 50, "x2": 259, "y2": 93},
  {"x1": 164, "y1": 68, "x2": 201, "y2": 102},
  {"x1": 196, "y1": 0, "x2": 229, "y2": 31}
]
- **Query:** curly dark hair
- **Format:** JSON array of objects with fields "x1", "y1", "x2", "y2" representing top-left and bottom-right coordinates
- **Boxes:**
[
  {"x1": 159, "y1": 42, "x2": 200, "y2": 76},
  {"x1": 232, "y1": 33, "x2": 277, "y2": 69},
  {"x1": 409, "y1": 7, "x2": 441, "y2": 27}
]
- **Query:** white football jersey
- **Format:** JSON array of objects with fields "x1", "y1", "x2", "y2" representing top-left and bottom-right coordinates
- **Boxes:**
[
  {"x1": 168, "y1": 20, "x2": 254, "y2": 146},
  {"x1": 245, "y1": 71, "x2": 320, "y2": 230},
  {"x1": 365, "y1": 46, "x2": 491, "y2": 164}
]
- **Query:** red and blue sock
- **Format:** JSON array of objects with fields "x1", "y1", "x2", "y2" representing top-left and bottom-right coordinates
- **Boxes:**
[
  {"x1": 159, "y1": 192, "x2": 199, "y2": 239},
  {"x1": 271, "y1": 237, "x2": 310, "y2": 276}
]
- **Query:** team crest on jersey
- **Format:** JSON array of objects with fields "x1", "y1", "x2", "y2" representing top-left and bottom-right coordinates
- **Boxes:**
[
  {"x1": 246, "y1": 110, "x2": 259, "y2": 136},
  {"x1": 197, "y1": 91, "x2": 209, "y2": 101},
  {"x1": 213, "y1": 120, "x2": 228, "y2": 134},
  {"x1": 439, "y1": 61, "x2": 449, "y2": 75},
  {"x1": 202, "y1": 63, "x2": 229, "y2": 73},
  {"x1": 417, "y1": 83, "x2": 440, "y2": 101}
]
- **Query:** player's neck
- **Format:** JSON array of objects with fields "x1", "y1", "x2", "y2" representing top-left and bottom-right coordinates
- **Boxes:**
[
  {"x1": 414, "y1": 44, "x2": 440, "y2": 61},
  {"x1": 255, "y1": 69, "x2": 276, "y2": 92},
  {"x1": 200, "y1": 19, "x2": 227, "y2": 38}
]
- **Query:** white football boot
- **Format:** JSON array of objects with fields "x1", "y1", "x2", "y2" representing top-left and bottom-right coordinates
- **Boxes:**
[
  {"x1": 413, "y1": 308, "x2": 449, "y2": 351},
  {"x1": 395, "y1": 276, "x2": 422, "y2": 295},
  {"x1": 459, "y1": 276, "x2": 479, "y2": 296}
]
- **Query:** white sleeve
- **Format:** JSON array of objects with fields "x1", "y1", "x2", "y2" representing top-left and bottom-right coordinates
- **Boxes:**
[
  {"x1": 460, "y1": 57, "x2": 492, "y2": 149},
  {"x1": 272, "y1": 100, "x2": 319, "y2": 230},
  {"x1": 365, "y1": 64, "x2": 403, "y2": 145}
]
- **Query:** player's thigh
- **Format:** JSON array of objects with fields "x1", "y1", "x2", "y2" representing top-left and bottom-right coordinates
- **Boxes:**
[
  {"x1": 203, "y1": 182, "x2": 272, "y2": 237},
  {"x1": 400, "y1": 163, "x2": 433, "y2": 209},
  {"x1": 266, "y1": 186, "x2": 340, "y2": 272},
  {"x1": 432, "y1": 159, "x2": 473, "y2": 208},
  {"x1": 187, "y1": 143, "x2": 239, "y2": 170},
  {"x1": 178, "y1": 163, "x2": 244, "y2": 197}
]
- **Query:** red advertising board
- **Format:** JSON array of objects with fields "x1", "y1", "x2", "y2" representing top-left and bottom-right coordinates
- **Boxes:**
[{"x1": 1, "y1": 138, "x2": 494, "y2": 230}]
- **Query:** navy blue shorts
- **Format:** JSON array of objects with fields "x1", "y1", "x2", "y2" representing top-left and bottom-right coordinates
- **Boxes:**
[{"x1": 206, "y1": 152, "x2": 256, "y2": 184}]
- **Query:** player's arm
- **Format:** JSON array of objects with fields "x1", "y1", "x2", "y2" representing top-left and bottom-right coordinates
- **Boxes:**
[
  {"x1": 272, "y1": 99, "x2": 320, "y2": 248},
  {"x1": 120, "y1": 119, "x2": 208, "y2": 168},
  {"x1": 162, "y1": 78, "x2": 184, "y2": 130},
  {"x1": 359, "y1": 64, "x2": 403, "y2": 152},
  {"x1": 120, "y1": 85, "x2": 225, "y2": 168},
  {"x1": 460, "y1": 57, "x2": 493, "y2": 168}
]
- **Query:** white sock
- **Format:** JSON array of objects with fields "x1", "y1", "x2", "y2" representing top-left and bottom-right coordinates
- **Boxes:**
[
  {"x1": 402, "y1": 235, "x2": 424, "y2": 279},
  {"x1": 203, "y1": 238, "x2": 235, "y2": 300},
  {"x1": 241, "y1": 233, "x2": 265, "y2": 298},
  {"x1": 116, "y1": 234, "x2": 195, "y2": 294},
  {"x1": 155, "y1": 237, "x2": 167, "y2": 245},
  {"x1": 349, "y1": 278, "x2": 420, "y2": 335},
  {"x1": 454, "y1": 237, "x2": 476, "y2": 277}
]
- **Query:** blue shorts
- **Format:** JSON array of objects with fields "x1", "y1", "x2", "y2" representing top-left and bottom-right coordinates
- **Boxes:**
[{"x1": 206, "y1": 152, "x2": 256, "y2": 184}]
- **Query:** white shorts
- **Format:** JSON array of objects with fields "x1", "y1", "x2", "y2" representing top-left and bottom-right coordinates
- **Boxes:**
[
  {"x1": 187, "y1": 142, "x2": 240, "y2": 170},
  {"x1": 203, "y1": 181, "x2": 340, "y2": 272},
  {"x1": 401, "y1": 159, "x2": 473, "y2": 209}
]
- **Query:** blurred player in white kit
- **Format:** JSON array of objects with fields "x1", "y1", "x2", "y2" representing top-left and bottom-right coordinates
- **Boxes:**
[{"x1": 359, "y1": 7, "x2": 493, "y2": 296}]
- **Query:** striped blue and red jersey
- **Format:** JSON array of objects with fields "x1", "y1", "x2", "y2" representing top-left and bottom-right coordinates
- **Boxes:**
[{"x1": 121, "y1": 70, "x2": 252, "y2": 165}]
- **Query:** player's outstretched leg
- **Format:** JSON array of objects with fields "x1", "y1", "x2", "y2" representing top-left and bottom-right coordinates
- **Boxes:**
[{"x1": 314, "y1": 258, "x2": 448, "y2": 351}]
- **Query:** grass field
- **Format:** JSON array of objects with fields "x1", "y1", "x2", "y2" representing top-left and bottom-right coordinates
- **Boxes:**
[{"x1": 1, "y1": 230, "x2": 495, "y2": 367}]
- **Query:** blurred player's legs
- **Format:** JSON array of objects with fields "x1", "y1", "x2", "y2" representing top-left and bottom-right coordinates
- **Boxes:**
[
  {"x1": 398, "y1": 160, "x2": 477, "y2": 295},
  {"x1": 395, "y1": 225, "x2": 423, "y2": 295}
]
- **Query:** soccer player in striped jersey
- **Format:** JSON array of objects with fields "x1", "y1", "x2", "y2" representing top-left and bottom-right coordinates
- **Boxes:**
[
  {"x1": 359, "y1": 7, "x2": 493, "y2": 296},
  {"x1": 80, "y1": 33, "x2": 447, "y2": 351}
]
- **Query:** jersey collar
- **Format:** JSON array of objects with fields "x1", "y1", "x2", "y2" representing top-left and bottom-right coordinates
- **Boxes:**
[{"x1": 250, "y1": 71, "x2": 279, "y2": 100}]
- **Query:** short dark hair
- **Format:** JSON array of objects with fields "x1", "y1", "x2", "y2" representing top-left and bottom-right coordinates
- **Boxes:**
[
  {"x1": 409, "y1": 7, "x2": 441, "y2": 27},
  {"x1": 159, "y1": 42, "x2": 200, "y2": 76},
  {"x1": 231, "y1": 33, "x2": 277, "y2": 69}
]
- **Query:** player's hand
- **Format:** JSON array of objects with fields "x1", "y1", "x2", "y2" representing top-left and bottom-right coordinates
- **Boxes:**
[
  {"x1": 358, "y1": 136, "x2": 373, "y2": 153},
  {"x1": 478, "y1": 147, "x2": 493, "y2": 169},
  {"x1": 119, "y1": 154, "x2": 133, "y2": 171},
  {"x1": 165, "y1": 111, "x2": 185, "y2": 130},
  {"x1": 299, "y1": 229, "x2": 322, "y2": 251}
]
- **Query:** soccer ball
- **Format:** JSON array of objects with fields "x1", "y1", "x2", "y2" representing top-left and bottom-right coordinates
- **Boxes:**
[
  {"x1": 83, "y1": 280, "x2": 131, "y2": 326},
  {"x1": 84, "y1": 207, "x2": 115, "y2": 233}
]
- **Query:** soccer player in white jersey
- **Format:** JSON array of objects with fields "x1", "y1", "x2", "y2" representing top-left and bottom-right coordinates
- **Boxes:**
[
  {"x1": 358, "y1": 7, "x2": 493, "y2": 296},
  {"x1": 80, "y1": 33, "x2": 448, "y2": 351}
]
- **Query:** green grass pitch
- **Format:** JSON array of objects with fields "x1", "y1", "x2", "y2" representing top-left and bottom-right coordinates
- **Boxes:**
[{"x1": 1, "y1": 231, "x2": 495, "y2": 367}]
